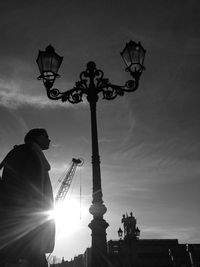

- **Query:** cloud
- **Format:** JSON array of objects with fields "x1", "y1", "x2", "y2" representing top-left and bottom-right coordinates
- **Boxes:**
[
  {"x1": 0, "y1": 77, "x2": 89, "y2": 109},
  {"x1": 0, "y1": 55, "x2": 89, "y2": 109},
  {"x1": 0, "y1": 78, "x2": 69, "y2": 109}
]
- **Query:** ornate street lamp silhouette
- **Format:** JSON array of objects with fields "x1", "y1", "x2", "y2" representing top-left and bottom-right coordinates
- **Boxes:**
[
  {"x1": 118, "y1": 227, "x2": 123, "y2": 239},
  {"x1": 36, "y1": 41, "x2": 146, "y2": 267}
]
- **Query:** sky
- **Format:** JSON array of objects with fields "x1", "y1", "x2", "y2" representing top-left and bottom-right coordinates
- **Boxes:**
[{"x1": 0, "y1": 0, "x2": 200, "y2": 262}]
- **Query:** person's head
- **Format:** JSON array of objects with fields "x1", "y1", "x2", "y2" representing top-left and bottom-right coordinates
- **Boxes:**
[{"x1": 24, "y1": 128, "x2": 51, "y2": 150}]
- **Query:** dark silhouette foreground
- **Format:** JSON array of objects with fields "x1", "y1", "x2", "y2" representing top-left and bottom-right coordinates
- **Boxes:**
[{"x1": 0, "y1": 128, "x2": 55, "y2": 267}]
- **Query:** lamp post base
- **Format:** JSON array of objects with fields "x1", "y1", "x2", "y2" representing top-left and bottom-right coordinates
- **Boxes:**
[
  {"x1": 89, "y1": 203, "x2": 109, "y2": 267},
  {"x1": 88, "y1": 218, "x2": 109, "y2": 267}
]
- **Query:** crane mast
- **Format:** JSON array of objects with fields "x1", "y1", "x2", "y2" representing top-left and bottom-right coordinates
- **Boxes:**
[{"x1": 55, "y1": 158, "x2": 83, "y2": 203}]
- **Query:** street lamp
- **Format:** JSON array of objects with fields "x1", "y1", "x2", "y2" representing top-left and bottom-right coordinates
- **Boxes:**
[
  {"x1": 118, "y1": 227, "x2": 123, "y2": 239},
  {"x1": 36, "y1": 40, "x2": 146, "y2": 267}
]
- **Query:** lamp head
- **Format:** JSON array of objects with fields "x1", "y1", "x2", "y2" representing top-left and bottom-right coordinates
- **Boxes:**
[
  {"x1": 36, "y1": 45, "x2": 63, "y2": 89},
  {"x1": 118, "y1": 227, "x2": 123, "y2": 238},
  {"x1": 136, "y1": 227, "x2": 140, "y2": 238},
  {"x1": 121, "y1": 40, "x2": 146, "y2": 79}
]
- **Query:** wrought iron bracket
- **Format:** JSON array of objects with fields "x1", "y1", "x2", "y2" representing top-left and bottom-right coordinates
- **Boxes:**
[{"x1": 43, "y1": 61, "x2": 141, "y2": 104}]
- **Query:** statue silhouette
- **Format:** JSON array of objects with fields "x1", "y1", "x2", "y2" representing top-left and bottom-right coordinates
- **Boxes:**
[{"x1": 0, "y1": 128, "x2": 55, "y2": 267}]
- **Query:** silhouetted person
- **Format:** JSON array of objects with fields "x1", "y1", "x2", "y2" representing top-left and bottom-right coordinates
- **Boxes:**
[{"x1": 0, "y1": 128, "x2": 55, "y2": 267}]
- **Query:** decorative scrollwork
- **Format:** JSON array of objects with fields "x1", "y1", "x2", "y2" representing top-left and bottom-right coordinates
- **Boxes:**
[
  {"x1": 79, "y1": 61, "x2": 105, "y2": 90},
  {"x1": 68, "y1": 89, "x2": 83, "y2": 104},
  {"x1": 102, "y1": 87, "x2": 118, "y2": 100},
  {"x1": 124, "y1": 80, "x2": 138, "y2": 91},
  {"x1": 75, "y1": 80, "x2": 87, "y2": 89},
  {"x1": 94, "y1": 69, "x2": 104, "y2": 87},
  {"x1": 97, "y1": 77, "x2": 109, "y2": 89},
  {"x1": 99, "y1": 78, "x2": 138, "y2": 101},
  {"x1": 44, "y1": 61, "x2": 140, "y2": 104},
  {"x1": 61, "y1": 88, "x2": 83, "y2": 104},
  {"x1": 47, "y1": 88, "x2": 63, "y2": 100}
]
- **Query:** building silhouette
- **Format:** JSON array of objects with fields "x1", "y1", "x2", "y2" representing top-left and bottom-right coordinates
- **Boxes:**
[{"x1": 51, "y1": 212, "x2": 200, "y2": 267}]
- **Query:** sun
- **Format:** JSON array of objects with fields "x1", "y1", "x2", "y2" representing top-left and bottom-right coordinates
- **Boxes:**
[{"x1": 49, "y1": 197, "x2": 88, "y2": 238}]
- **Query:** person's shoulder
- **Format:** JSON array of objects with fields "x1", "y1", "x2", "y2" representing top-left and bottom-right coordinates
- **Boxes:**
[
  {"x1": 10, "y1": 144, "x2": 31, "y2": 155},
  {"x1": 3, "y1": 144, "x2": 32, "y2": 163},
  {"x1": 13, "y1": 143, "x2": 31, "y2": 151}
]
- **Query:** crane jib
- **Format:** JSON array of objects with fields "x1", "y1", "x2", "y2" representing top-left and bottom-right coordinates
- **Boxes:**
[{"x1": 55, "y1": 158, "x2": 83, "y2": 203}]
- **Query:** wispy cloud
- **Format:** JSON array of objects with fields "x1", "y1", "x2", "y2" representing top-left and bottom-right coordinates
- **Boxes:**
[{"x1": 0, "y1": 78, "x2": 71, "y2": 108}]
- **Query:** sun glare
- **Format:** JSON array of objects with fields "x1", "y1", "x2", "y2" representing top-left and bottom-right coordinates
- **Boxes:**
[{"x1": 50, "y1": 197, "x2": 88, "y2": 238}]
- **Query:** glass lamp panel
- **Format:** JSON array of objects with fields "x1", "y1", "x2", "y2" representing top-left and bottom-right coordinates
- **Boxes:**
[
  {"x1": 36, "y1": 51, "x2": 45, "y2": 74},
  {"x1": 36, "y1": 51, "x2": 53, "y2": 74},
  {"x1": 42, "y1": 53, "x2": 54, "y2": 72},
  {"x1": 51, "y1": 54, "x2": 63, "y2": 74},
  {"x1": 121, "y1": 48, "x2": 132, "y2": 68},
  {"x1": 121, "y1": 41, "x2": 138, "y2": 68},
  {"x1": 129, "y1": 45, "x2": 140, "y2": 64},
  {"x1": 139, "y1": 46, "x2": 146, "y2": 66}
]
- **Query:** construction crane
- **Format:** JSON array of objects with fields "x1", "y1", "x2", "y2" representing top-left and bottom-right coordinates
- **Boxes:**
[{"x1": 55, "y1": 158, "x2": 83, "y2": 203}]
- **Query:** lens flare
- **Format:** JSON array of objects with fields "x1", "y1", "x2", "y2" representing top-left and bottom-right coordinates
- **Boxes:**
[{"x1": 50, "y1": 197, "x2": 88, "y2": 238}]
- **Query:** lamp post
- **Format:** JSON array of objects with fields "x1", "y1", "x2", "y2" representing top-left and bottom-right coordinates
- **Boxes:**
[{"x1": 36, "y1": 41, "x2": 146, "y2": 267}]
